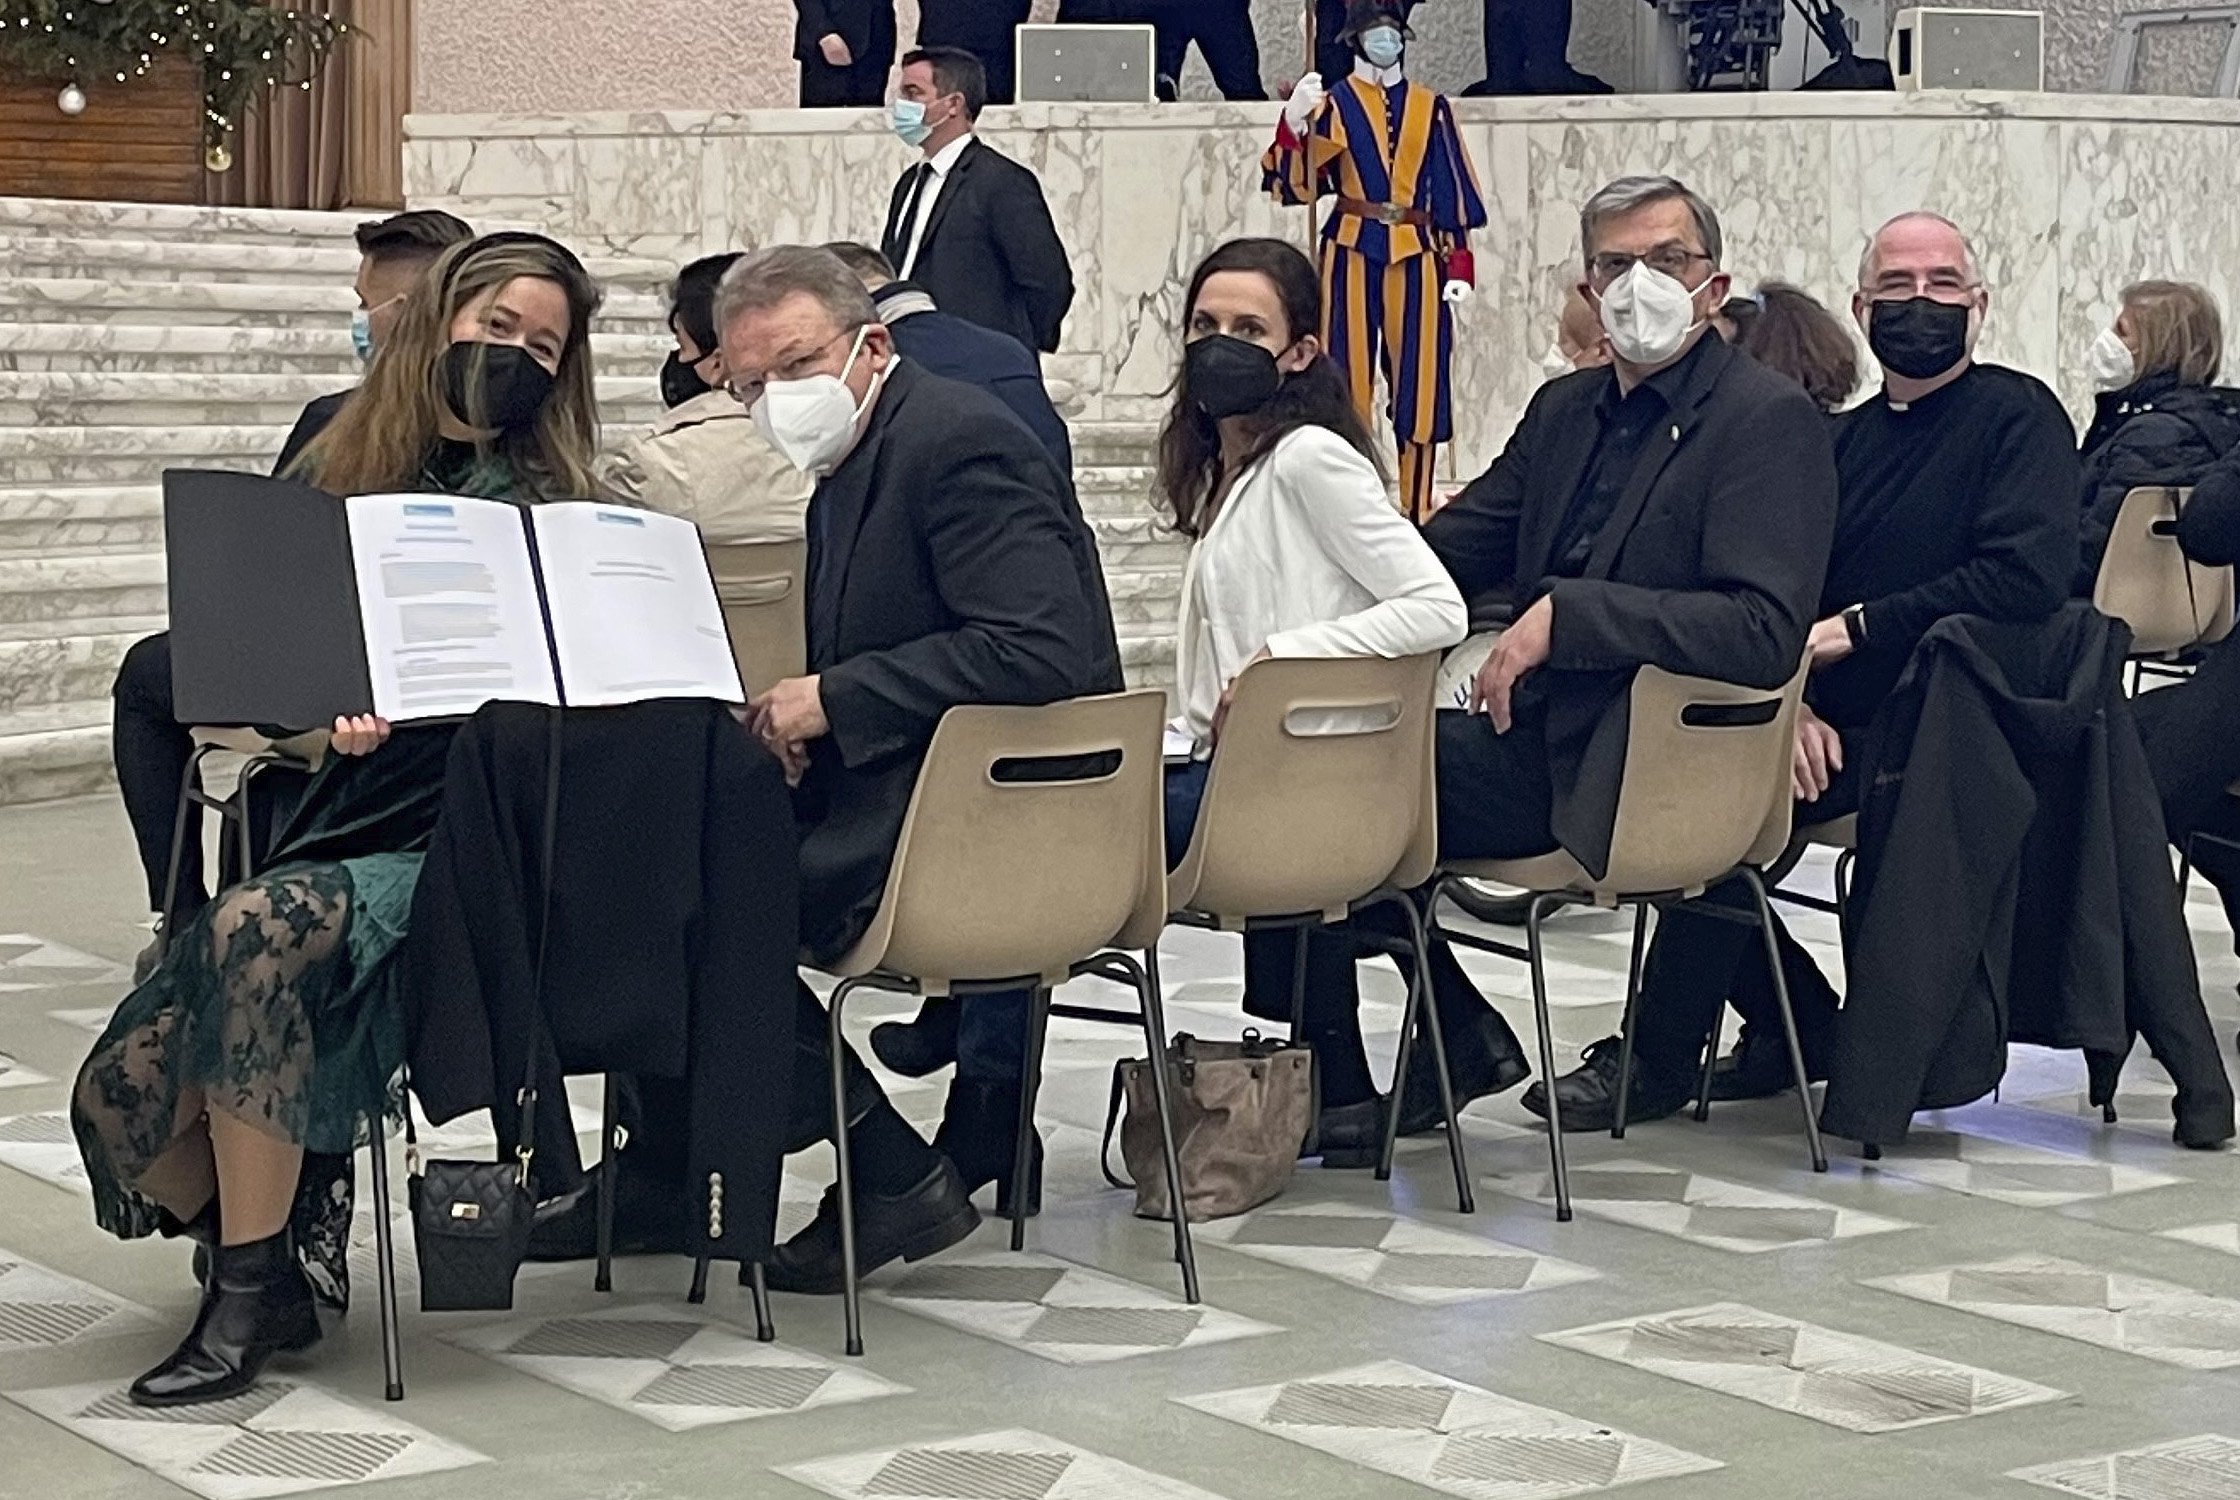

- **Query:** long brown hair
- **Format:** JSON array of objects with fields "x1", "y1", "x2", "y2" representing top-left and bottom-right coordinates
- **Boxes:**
[
  {"x1": 1739, "y1": 281, "x2": 1860, "y2": 413},
  {"x1": 1154, "y1": 238, "x2": 1383, "y2": 539},
  {"x1": 290, "y1": 232, "x2": 605, "y2": 499}
]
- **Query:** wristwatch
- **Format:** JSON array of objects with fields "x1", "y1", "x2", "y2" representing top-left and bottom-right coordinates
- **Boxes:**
[{"x1": 1841, "y1": 603, "x2": 1868, "y2": 648}]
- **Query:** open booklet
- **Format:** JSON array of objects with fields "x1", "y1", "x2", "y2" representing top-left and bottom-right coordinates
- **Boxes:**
[{"x1": 164, "y1": 470, "x2": 744, "y2": 728}]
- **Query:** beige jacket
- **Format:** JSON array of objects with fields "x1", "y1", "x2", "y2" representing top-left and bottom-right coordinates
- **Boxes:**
[{"x1": 599, "y1": 391, "x2": 811, "y2": 544}]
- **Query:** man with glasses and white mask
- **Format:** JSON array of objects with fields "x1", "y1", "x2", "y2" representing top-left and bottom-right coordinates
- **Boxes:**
[
  {"x1": 1537, "y1": 209, "x2": 2076, "y2": 1129},
  {"x1": 552, "y1": 244, "x2": 1119, "y2": 1288},
  {"x1": 1267, "y1": 176, "x2": 1838, "y2": 1144}
]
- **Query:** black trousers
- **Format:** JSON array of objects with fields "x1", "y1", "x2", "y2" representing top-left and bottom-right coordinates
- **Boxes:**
[
  {"x1": 1270, "y1": 710, "x2": 1553, "y2": 1069},
  {"x1": 1153, "y1": 1, "x2": 1265, "y2": 100},
  {"x1": 919, "y1": 3, "x2": 1032, "y2": 104},
  {"x1": 1482, "y1": 0, "x2": 1578, "y2": 92},
  {"x1": 1625, "y1": 761, "x2": 1858, "y2": 1089},
  {"x1": 797, "y1": 7, "x2": 898, "y2": 107},
  {"x1": 2133, "y1": 639, "x2": 2240, "y2": 946}
]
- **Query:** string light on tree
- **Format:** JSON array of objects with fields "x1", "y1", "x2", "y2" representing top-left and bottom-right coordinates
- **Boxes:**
[{"x1": 55, "y1": 79, "x2": 84, "y2": 113}]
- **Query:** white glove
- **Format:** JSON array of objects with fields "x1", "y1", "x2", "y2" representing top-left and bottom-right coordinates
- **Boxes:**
[
  {"x1": 1441, "y1": 280, "x2": 1473, "y2": 305},
  {"x1": 1283, "y1": 72, "x2": 1327, "y2": 133}
]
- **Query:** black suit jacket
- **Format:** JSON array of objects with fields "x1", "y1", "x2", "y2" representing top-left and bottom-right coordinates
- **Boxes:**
[
  {"x1": 878, "y1": 283, "x2": 1073, "y2": 474},
  {"x1": 1428, "y1": 334, "x2": 1837, "y2": 877},
  {"x1": 796, "y1": 360, "x2": 1120, "y2": 960},
  {"x1": 917, "y1": 0, "x2": 1033, "y2": 48},
  {"x1": 792, "y1": 0, "x2": 892, "y2": 58},
  {"x1": 273, "y1": 389, "x2": 351, "y2": 477},
  {"x1": 879, "y1": 138, "x2": 1075, "y2": 355}
]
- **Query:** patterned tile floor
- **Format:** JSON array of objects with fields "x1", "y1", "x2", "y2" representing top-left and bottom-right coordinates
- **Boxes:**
[{"x1": 6, "y1": 794, "x2": 2240, "y2": 1499}]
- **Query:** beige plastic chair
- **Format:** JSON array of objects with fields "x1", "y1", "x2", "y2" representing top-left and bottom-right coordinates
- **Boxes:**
[
  {"x1": 814, "y1": 689, "x2": 1190, "y2": 1355},
  {"x1": 1165, "y1": 653, "x2": 1473, "y2": 1209},
  {"x1": 708, "y1": 539, "x2": 807, "y2": 698},
  {"x1": 2094, "y1": 486, "x2": 2236, "y2": 659},
  {"x1": 155, "y1": 725, "x2": 332, "y2": 963},
  {"x1": 1430, "y1": 663, "x2": 1825, "y2": 1222}
]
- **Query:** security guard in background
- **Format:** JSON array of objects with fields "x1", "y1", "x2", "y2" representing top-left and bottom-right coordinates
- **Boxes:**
[
  {"x1": 918, "y1": 0, "x2": 1034, "y2": 103},
  {"x1": 1058, "y1": 0, "x2": 1266, "y2": 101}
]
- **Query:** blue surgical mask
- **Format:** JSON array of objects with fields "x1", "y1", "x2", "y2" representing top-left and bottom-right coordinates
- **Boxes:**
[
  {"x1": 889, "y1": 98, "x2": 932, "y2": 148},
  {"x1": 350, "y1": 306, "x2": 375, "y2": 364},
  {"x1": 1359, "y1": 25, "x2": 1405, "y2": 67}
]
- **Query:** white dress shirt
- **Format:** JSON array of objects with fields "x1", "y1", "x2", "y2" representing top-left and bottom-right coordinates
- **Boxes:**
[
  {"x1": 899, "y1": 133, "x2": 973, "y2": 280},
  {"x1": 1172, "y1": 424, "x2": 1468, "y2": 753}
]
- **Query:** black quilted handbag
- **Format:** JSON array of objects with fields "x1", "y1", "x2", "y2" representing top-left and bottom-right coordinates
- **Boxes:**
[{"x1": 407, "y1": 1147, "x2": 535, "y2": 1312}]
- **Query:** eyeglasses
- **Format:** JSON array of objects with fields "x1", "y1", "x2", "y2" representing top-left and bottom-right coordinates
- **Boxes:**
[
  {"x1": 1864, "y1": 270, "x2": 1980, "y2": 300},
  {"x1": 725, "y1": 324, "x2": 862, "y2": 407},
  {"x1": 1588, "y1": 247, "x2": 1712, "y2": 287}
]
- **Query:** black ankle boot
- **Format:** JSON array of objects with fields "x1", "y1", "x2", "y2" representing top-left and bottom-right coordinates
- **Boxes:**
[
  {"x1": 870, "y1": 998, "x2": 963, "y2": 1078},
  {"x1": 131, "y1": 1232, "x2": 320, "y2": 1408},
  {"x1": 933, "y1": 1080, "x2": 1043, "y2": 1218}
]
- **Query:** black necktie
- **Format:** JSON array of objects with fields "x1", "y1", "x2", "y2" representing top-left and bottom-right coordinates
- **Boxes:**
[{"x1": 887, "y1": 164, "x2": 930, "y2": 270}]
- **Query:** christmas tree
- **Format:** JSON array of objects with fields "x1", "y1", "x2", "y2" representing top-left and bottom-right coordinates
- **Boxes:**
[{"x1": 1, "y1": 1, "x2": 349, "y2": 150}]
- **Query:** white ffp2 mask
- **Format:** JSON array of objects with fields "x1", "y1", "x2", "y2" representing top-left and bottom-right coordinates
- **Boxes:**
[
  {"x1": 2087, "y1": 327, "x2": 2136, "y2": 391},
  {"x1": 752, "y1": 326, "x2": 876, "y2": 476},
  {"x1": 1597, "y1": 262, "x2": 1710, "y2": 367}
]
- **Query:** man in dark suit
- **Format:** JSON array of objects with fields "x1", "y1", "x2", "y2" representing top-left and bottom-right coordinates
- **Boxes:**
[
  {"x1": 878, "y1": 48, "x2": 1074, "y2": 357},
  {"x1": 825, "y1": 241, "x2": 1072, "y2": 473},
  {"x1": 718, "y1": 245, "x2": 1117, "y2": 1288},
  {"x1": 916, "y1": 0, "x2": 1033, "y2": 103},
  {"x1": 1054, "y1": 0, "x2": 1265, "y2": 99},
  {"x1": 1271, "y1": 176, "x2": 1837, "y2": 1145},
  {"x1": 793, "y1": 0, "x2": 897, "y2": 107}
]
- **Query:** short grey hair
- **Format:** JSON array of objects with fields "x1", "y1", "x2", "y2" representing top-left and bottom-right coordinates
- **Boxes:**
[
  {"x1": 1579, "y1": 175, "x2": 1723, "y2": 268},
  {"x1": 1857, "y1": 211, "x2": 1982, "y2": 288},
  {"x1": 712, "y1": 245, "x2": 879, "y2": 337}
]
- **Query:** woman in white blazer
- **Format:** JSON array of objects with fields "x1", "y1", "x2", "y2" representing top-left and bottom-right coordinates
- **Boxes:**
[{"x1": 1153, "y1": 238, "x2": 1475, "y2": 1164}]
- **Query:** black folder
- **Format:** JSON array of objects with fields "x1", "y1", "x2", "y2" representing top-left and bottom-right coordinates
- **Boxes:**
[{"x1": 164, "y1": 469, "x2": 377, "y2": 730}]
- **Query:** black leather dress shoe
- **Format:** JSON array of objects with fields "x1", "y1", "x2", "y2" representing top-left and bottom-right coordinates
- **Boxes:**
[
  {"x1": 525, "y1": 1163, "x2": 691, "y2": 1263},
  {"x1": 765, "y1": 1158, "x2": 981, "y2": 1295},
  {"x1": 1394, "y1": 1008, "x2": 1532, "y2": 1136},
  {"x1": 131, "y1": 1233, "x2": 320, "y2": 1408},
  {"x1": 1520, "y1": 1039, "x2": 1694, "y2": 1133},
  {"x1": 1706, "y1": 1027, "x2": 1824, "y2": 1103},
  {"x1": 869, "y1": 998, "x2": 962, "y2": 1078},
  {"x1": 1311, "y1": 1096, "x2": 1389, "y2": 1169}
]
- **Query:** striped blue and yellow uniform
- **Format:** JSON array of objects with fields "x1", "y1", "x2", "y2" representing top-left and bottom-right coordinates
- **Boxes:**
[{"x1": 1263, "y1": 74, "x2": 1487, "y2": 519}]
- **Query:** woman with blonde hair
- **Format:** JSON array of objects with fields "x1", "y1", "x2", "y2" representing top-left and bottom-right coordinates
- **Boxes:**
[
  {"x1": 2075, "y1": 278, "x2": 2240, "y2": 589},
  {"x1": 70, "y1": 230, "x2": 606, "y2": 1408}
]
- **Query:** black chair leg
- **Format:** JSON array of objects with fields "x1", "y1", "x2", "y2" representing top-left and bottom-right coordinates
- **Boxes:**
[
  {"x1": 367, "y1": 1129, "x2": 405, "y2": 1401},
  {"x1": 747, "y1": 1262, "x2": 776, "y2": 1342},
  {"x1": 155, "y1": 748, "x2": 209, "y2": 960},
  {"x1": 1740, "y1": 867, "x2": 1828, "y2": 1173},
  {"x1": 1286, "y1": 926, "x2": 1309, "y2": 1042},
  {"x1": 1131, "y1": 944, "x2": 1200, "y2": 1302},
  {"x1": 828, "y1": 978, "x2": 865, "y2": 1357},
  {"x1": 1388, "y1": 889, "x2": 1473, "y2": 1213},
  {"x1": 1525, "y1": 894, "x2": 1571, "y2": 1221},
  {"x1": 1693, "y1": 1024, "x2": 1719, "y2": 1123},
  {"x1": 1009, "y1": 986, "x2": 1051, "y2": 1255},
  {"x1": 687, "y1": 1256, "x2": 710, "y2": 1305},
  {"x1": 1612, "y1": 902, "x2": 1649, "y2": 1141},
  {"x1": 595, "y1": 1078, "x2": 617, "y2": 1293}
]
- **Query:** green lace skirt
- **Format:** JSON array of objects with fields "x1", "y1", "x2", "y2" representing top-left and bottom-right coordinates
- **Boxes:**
[{"x1": 70, "y1": 852, "x2": 423, "y2": 1297}]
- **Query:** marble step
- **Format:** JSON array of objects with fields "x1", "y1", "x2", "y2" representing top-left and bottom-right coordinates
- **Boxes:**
[
  {"x1": 1, "y1": 194, "x2": 372, "y2": 247},
  {"x1": 0, "y1": 424, "x2": 285, "y2": 484},
  {"x1": 0, "y1": 322, "x2": 677, "y2": 375},
  {"x1": 0, "y1": 232, "x2": 678, "y2": 291},
  {"x1": 0, "y1": 615, "x2": 155, "y2": 711},
  {"x1": 0, "y1": 370, "x2": 665, "y2": 429},
  {"x1": 0, "y1": 552, "x2": 166, "y2": 626},
  {"x1": 1105, "y1": 565, "x2": 1181, "y2": 630},
  {"x1": 1073, "y1": 421, "x2": 1161, "y2": 468},
  {"x1": 0, "y1": 698, "x2": 114, "y2": 804},
  {"x1": 0, "y1": 278, "x2": 673, "y2": 333},
  {"x1": 1073, "y1": 463, "x2": 1160, "y2": 519}
]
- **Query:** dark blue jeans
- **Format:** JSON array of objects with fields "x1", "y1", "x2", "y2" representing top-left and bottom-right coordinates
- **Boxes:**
[{"x1": 956, "y1": 761, "x2": 1208, "y2": 1080}]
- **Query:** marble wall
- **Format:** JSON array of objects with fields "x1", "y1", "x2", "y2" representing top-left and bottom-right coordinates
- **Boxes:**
[{"x1": 405, "y1": 90, "x2": 2240, "y2": 479}]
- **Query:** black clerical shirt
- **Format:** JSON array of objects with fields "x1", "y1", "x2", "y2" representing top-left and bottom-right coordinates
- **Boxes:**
[
  {"x1": 1813, "y1": 362, "x2": 2077, "y2": 728},
  {"x1": 1548, "y1": 332, "x2": 1718, "y2": 577}
]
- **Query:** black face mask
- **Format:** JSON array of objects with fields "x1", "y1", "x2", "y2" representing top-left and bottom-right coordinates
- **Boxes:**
[
  {"x1": 660, "y1": 349, "x2": 715, "y2": 409},
  {"x1": 1867, "y1": 297, "x2": 1972, "y2": 381},
  {"x1": 440, "y1": 341, "x2": 557, "y2": 433},
  {"x1": 1188, "y1": 334, "x2": 1285, "y2": 421}
]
